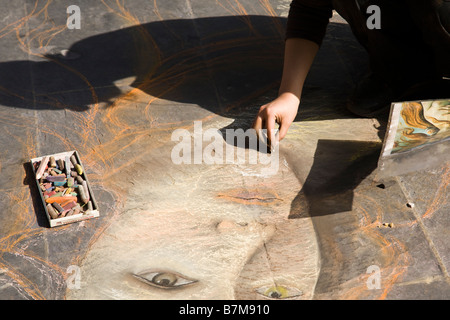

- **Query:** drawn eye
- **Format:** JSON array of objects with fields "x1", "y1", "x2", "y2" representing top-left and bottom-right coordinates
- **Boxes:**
[
  {"x1": 256, "y1": 285, "x2": 303, "y2": 299},
  {"x1": 133, "y1": 270, "x2": 198, "y2": 289}
]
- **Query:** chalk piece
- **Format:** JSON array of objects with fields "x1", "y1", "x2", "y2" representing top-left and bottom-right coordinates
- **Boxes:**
[
  {"x1": 67, "y1": 177, "x2": 74, "y2": 187},
  {"x1": 52, "y1": 202, "x2": 64, "y2": 213},
  {"x1": 76, "y1": 176, "x2": 84, "y2": 184},
  {"x1": 67, "y1": 204, "x2": 81, "y2": 216},
  {"x1": 49, "y1": 156, "x2": 56, "y2": 168},
  {"x1": 73, "y1": 205, "x2": 81, "y2": 215},
  {"x1": 65, "y1": 156, "x2": 71, "y2": 176},
  {"x1": 70, "y1": 155, "x2": 78, "y2": 166},
  {"x1": 78, "y1": 185, "x2": 89, "y2": 204},
  {"x1": 63, "y1": 201, "x2": 77, "y2": 211},
  {"x1": 45, "y1": 191, "x2": 57, "y2": 198},
  {"x1": 46, "y1": 175, "x2": 66, "y2": 182},
  {"x1": 82, "y1": 181, "x2": 89, "y2": 201},
  {"x1": 57, "y1": 159, "x2": 65, "y2": 171},
  {"x1": 74, "y1": 164, "x2": 83, "y2": 175},
  {"x1": 87, "y1": 201, "x2": 93, "y2": 212},
  {"x1": 53, "y1": 181, "x2": 66, "y2": 187},
  {"x1": 46, "y1": 196, "x2": 77, "y2": 204},
  {"x1": 35, "y1": 156, "x2": 49, "y2": 180},
  {"x1": 47, "y1": 203, "x2": 59, "y2": 219}
]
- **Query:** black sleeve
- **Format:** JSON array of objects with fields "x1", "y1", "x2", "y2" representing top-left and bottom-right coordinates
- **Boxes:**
[{"x1": 285, "y1": 0, "x2": 334, "y2": 46}]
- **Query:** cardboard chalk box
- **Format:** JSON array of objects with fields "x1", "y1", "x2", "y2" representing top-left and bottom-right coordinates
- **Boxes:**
[{"x1": 30, "y1": 150, "x2": 100, "y2": 227}]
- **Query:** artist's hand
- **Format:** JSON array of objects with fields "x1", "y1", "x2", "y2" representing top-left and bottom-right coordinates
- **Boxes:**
[{"x1": 252, "y1": 92, "x2": 299, "y2": 149}]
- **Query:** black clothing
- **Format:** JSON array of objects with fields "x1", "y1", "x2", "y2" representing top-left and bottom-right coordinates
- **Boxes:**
[{"x1": 286, "y1": 0, "x2": 450, "y2": 92}]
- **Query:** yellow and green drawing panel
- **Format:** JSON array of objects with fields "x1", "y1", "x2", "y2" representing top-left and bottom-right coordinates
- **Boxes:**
[{"x1": 391, "y1": 100, "x2": 449, "y2": 154}]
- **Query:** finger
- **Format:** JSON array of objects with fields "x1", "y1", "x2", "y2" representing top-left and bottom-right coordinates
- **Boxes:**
[
  {"x1": 278, "y1": 121, "x2": 290, "y2": 141},
  {"x1": 252, "y1": 112, "x2": 263, "y2": 132},
  {"x1": 266, "y1": 113, "x2": 278, "y2": 151},
  {"x1": 253, "y1": 104, "x2": 267, "y2": 128},
  {"x1": 252, "y1": 112, "x2": 265, "y2": 142}
]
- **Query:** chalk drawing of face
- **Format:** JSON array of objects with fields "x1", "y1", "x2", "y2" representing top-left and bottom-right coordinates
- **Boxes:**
[{"x1": 66, "y1": 140, "x2": 319, "y2": 300}]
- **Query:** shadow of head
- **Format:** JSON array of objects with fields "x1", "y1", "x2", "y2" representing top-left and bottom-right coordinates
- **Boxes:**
[{"x1": 0, "y1": 15, "x2": 288, "y2": 115}]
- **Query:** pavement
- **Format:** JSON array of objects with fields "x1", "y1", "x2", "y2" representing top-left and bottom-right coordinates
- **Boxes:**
[{"x1": 0, "y1": 0, "x2": 449, "y2": 300}]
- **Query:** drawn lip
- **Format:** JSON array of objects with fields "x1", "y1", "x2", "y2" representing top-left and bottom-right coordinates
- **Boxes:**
[{"x1": 216, "y1": 188, "x2": 281, "y2": 205}]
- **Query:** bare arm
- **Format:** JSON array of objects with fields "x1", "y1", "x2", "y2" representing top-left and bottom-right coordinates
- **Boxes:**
[{"x1": 252, "y1": 38, "x2": 319, "y2": 147}]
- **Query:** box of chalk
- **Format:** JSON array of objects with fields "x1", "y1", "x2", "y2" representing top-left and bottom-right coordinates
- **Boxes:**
[{"x1": 30, "y1": 150, "x2": 100, "y2": 227}]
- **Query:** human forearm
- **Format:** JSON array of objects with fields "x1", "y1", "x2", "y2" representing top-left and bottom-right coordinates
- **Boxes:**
[
  {"x1": 278, "y1": 37, "x2": 319, "y2": 100},
  {"x1": 252, "y1": 37, "x2": 319, "y2": 144}
]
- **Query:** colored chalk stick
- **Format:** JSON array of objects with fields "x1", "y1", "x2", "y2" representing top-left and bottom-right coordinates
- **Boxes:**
[
  {"x1": 67, "y1": 204, "x2": 81, "y2": 216},
  {"x1": 76, "y1": 176, "x2": 84, "y2": 184},
  {"x1": 50, "y1": 192, "x2": 63, "y2": 198},
  {"x1": 35, "y1": 156, "x2": 49, "y2": 180},
  {"x1": 82, "y1": 181, "x2": 89, "y2": 199},
  {"x1": 65, "y1": 156, "x2": 71, "y2": 176},
  {"x1": 57, "y1": 159, "x2": 65, "y2": 171},
  {"x1": 53, "y1": 181, "x2": 66, "y2": 187},
  {"x1": 47, "y1": 203, "x2": 59, "y2": 219},
  {"x1": 49, "y1": 156, "x2": 56, "y2": 168},
  {"x1": 77, "y1": 185, "x2": 89, "y2": 204},
  {"x1": 45, "y1": 191, "x2": 57, "y2": 198},
  {"x1": 45, "y1": 196, "x2": 77, "y2": 204},
  {"x1": 70, "y1": 155, "x2": 77, "y2": 165},
  {"x1": 63, "y1": 201, "x2": 77, "y2": 211},
  {"x1": 52, "y1": 202, "x2": 64, "y2": 213},
  {"x1": 46, "y1": 175, "x2": 66, "y2": 182},
  {"x1": 74, "y1": 164, "x2": 83, "y2": 175},
  {"x1": 67, "y1": 177, "x2": 74, "y2": 187}
]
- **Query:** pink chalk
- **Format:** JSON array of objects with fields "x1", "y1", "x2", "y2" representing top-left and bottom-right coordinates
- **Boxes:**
[{"x1": 35, "y1": 157, "x2": 49, "y2": 180}]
